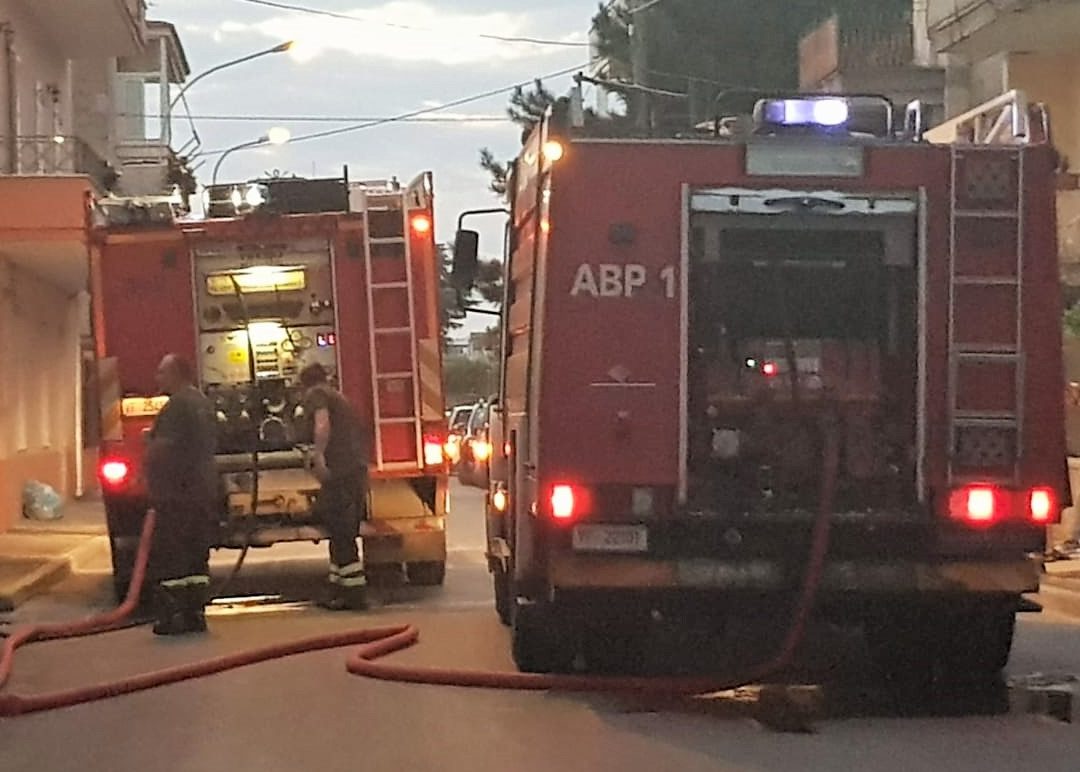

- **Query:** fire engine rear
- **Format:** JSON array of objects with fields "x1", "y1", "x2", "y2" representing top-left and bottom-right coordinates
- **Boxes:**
[
  {"x1": 453, "y1": 91, "x2": 1067, "y2": 685},
  {"x1": 92, "y1": 172, "x2": 449, "y2": 599}
]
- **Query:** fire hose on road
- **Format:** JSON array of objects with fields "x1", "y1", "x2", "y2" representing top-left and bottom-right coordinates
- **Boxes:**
[{"x1": 0, "y1": 426, "x2": 839, "y2": 719}]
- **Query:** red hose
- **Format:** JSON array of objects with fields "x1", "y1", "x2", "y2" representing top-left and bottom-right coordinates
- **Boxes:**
[
  {"x1": 0, "y1": 427, "x2": 839, "y2": 718},
  {"x1": 0, "y1": 509, "x2": 157, "y2": 694}
]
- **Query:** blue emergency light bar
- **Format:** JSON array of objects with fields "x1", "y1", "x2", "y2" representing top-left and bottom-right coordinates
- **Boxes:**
[
  {"x1": 760, "y1": 97, "x2": 849, "y2": 128},
  {"x1": 752, "y1": 95, "x2": 896, "y2": 138}
]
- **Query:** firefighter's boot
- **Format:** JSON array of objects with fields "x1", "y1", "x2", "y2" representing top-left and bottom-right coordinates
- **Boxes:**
[
  {"x1": 152, "y1": 583, "x2": 188, "y2": 636},
  {"x1": 183, "y1": 581, "x2": 209, "y2": 634},
  {"x1": 317, "y1": 583, "x2": 370, "y2": 611},
  {"x1": 317, "y1": 567, "x2": 369, "y2": 610}
]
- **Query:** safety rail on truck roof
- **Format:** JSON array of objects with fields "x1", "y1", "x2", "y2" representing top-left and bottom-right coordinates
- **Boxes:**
[{"x1": 922, "y1": 89, "x2": 1050, "y2": 146}]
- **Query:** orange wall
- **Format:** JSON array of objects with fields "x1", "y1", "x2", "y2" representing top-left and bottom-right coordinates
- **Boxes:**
[
  {"x1": 0, "y1": 177, "x2": 93, "y2": 235},
  {"x1": 1008, "y1": 52, "x2": 1080, "y2": 171},
  {"x1": 0, "y1": 175, "x2": 94, "y2": 533}
]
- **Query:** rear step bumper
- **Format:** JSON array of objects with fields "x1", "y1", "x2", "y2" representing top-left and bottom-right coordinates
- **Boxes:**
[{"x1": 549, "y1": 554, "x2": 1040, "y2": 594}]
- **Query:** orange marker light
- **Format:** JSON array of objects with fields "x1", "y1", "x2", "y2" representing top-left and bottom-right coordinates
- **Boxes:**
[{"x1": 410, "y1": 214, "x2": 432, "y2": 234}]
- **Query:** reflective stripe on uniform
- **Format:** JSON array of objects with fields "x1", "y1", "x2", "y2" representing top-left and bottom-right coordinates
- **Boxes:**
[
  {"x1": 337, "y1": 561, "x2": 366, "y2": 587},
  {"x1": 161, "y1": 574, "x2": 210, "y2": 588}
]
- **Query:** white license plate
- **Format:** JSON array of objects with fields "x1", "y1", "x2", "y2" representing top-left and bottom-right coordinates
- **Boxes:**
[{"x1": 572, "y1": 524, "x2": 648, "y2": 553}]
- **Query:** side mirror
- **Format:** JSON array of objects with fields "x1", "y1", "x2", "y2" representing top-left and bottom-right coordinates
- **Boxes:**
[{"x1": 451, "y1": 229, "x2": 480, "y2": 290}]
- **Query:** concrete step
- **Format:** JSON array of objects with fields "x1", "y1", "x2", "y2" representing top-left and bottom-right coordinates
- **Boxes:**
[
  {"x1": 1034, "y1": 574, "x2": 1080, "y2": 620},
  {"x1": 0, "y1": 532, "x2": 107, "y2": 612}
]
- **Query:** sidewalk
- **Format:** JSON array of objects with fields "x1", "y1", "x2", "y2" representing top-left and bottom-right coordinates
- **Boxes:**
[
  {"x1": 1034, "y1": 553, "x2": 1080, "y2": 619},
  {"x1": 0, "y1": 496, "x2": 109, "y2": 612}
]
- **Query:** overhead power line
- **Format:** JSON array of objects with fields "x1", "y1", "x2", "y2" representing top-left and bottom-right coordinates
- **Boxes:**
[
  {"x1": 195, "y1": 62, "x2": 588, "y2": 156},
  {"x1": 234, "y1": 0, "x2": 590, "y2": 47},
  {"x1": 124, "y1": 113, "x2": 509, "y2": 123}
]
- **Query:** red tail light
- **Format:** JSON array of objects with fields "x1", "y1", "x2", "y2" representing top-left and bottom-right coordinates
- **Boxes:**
[
  {"x1": 948, "y1": 485, "x2": 1001, "y2": 526},
  {"x1": 551, "y1": 485, "x2": 578, "y2": 521},
  {"x1": 99, "y1": 459, "x2": 130, "y2": 489},
  {"x1": 423, "y1": 435, "x2": 445, "y2": 467},
  {"x1": 1029, "y1": 487, "x2": 1056, "y2": 523}
]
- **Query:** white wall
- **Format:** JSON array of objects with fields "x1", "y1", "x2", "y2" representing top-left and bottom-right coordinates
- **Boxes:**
[
  {"x1": 0, "y1": 1, "x2": 71, "y2": 138},
  {"x1": 72, "y1": 57, "x2": 117, "y2": 163}
]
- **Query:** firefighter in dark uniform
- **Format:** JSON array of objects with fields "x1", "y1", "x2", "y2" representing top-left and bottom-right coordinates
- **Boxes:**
[
  {"x1": 144, "y1": 353, "x2": 217, "y2": 635},
  {"x1": 299, "y1": 362, "x2": 370, "y2": 611}
]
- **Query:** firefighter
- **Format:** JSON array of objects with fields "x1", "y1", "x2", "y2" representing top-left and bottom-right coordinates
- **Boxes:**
[
  {"x1": 299, "y1": 363, "x2": 370, "y2": 610},
  {"x1": 144, "y1": 353, "x2": 217, "y2": 636}
]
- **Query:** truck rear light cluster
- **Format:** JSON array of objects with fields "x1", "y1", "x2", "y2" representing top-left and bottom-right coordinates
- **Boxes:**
[
  {"x1": 99, "y1": 459, "x2": 131, "y2": 489},
  {"x1": 550, "y1": 485, "x2": 577, "y2": 520},
  {"x1": 410, "y1": 214, "x2": 432, "y2": 234},
  {"x1": 423, "y1": 435, "x2": 445, "y2": 467},
  {"x1": 947, "y1": 484, "x2": 1058, "y2": 527},
  {"x1": 1029, "y1": 488, "x2": 1055, "y2": 523},
  {"x1": 471, "y1": 439, "x2": 493, "y2": 462},
  {"x1": 491, "y1": 486, "x2": 509, "y2": 514},
  {"x1": 549, "y1": 483, "x2": 593, "y2": 523}
]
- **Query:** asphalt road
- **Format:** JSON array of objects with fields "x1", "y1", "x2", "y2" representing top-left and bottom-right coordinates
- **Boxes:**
[{"x1": 4, "y1": 481, "x2": 1080, "y2": 771}]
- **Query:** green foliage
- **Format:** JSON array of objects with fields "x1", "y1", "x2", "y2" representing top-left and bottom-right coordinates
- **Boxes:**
[
  {"x1": 588, "y1": 0, "x2": 913, "y2": 121},
  {"x1": 1065, "y1": 303, "x2": 1080, "y2": 338},
  {"x1": 167, "y1": 153, "x2": 198, "y2": 209},
  {"x1": 479, "y1": 79, "x2": 559, "y2": 201},
  {"x1": 479, "y1": 148, "x2": 510, "y2": 198},
  {"x1": 444, "y1": 354, "x2": 498, "y2": 405}
]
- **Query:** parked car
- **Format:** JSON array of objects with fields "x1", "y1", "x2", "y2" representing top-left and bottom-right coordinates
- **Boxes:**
[
  {"x1": 444, "y1": 403, "x2": 474, "y2": 466},
  {"x1": 457, "y1": 398, "x2": 495, "y2": 488}
]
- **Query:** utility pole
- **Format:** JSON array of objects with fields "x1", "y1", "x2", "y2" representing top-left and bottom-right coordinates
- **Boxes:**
[{"x1": 629, "y1": 0, "x2": 650, "y2": 131}]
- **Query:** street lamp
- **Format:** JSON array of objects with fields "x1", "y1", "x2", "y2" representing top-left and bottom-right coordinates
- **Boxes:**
[
  {"x1": 166, "y1": 40, "x2": 294, "y2": 142},
  {"x1": 211, "y1": 127, "x2": 291, "y2": 185}
]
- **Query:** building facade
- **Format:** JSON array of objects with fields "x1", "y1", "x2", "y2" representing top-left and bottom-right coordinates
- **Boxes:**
[{"x1": 0, "y1": 0, "x2": 187, "y2": 531}]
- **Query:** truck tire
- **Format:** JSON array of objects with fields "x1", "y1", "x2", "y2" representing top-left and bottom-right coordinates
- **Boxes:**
[
  {"x1": 865, "y1": 611, "x2": 939, "y2": 696},
  {"x1": 104, "y1": 500, "x2": 147, "y2": 605},
  {"x1": 866, "y1": 603, "x2": 1016, "y2": 695},
  {"x1": 940, "y1": 605, "x2": 1016, "y2": 680},
  {"x1": 364, "y1": 563, "x2": 404, "y2": 588},
  {"x1": 405, "y1": 560, "x2": 446, "y2": 586},
  {"x1": 511, "y1": 600, "x2": 575, "y2": 674},
  {"x1": 112, "y1": 561, "x2": 134, "y2": 605},
  {"x1": 492, "y1": 564, "x2": 512, "y2": 626}
]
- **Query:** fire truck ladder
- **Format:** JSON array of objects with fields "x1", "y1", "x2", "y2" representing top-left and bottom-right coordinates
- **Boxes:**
[
  {"x1": 359, "y1": 180, "x2": 423, "y2": 471},
  {"x1": 937, "y1": 91, "x2": 1038, "y2": 486}
]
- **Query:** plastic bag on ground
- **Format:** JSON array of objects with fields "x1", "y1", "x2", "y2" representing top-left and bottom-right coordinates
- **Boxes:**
[{"x1": 21, "y1": 481, "x2": 63, "y2": 521}]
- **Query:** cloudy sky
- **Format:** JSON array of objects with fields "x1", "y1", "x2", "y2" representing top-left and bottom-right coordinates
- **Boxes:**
[{"x1": 152, "y1": 0, "x2": 603, "y2": 337}]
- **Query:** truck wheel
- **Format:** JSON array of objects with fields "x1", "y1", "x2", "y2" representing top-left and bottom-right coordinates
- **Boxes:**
[
  {"x1": 511, "y1": 600, "x2": 575, "y2": 674},
  {"x1": 406, "y1": 561, "x2": 446, "y2": 586},
  {"x1": 104, "y1": 500, "x2": 147, "y2": 605},
  {"x1": 941, "y1": 605, "x2": 1016, "y2": 680},
  {"x1": 112, "y1": 565, "x2": 134, "y2": 605},
  {"x1": 364, "y1": 563, "x2": 404, "y2": 588},
  {"x1": 865, "y1": 612, "x2": 939, "y2": 696},
  {"x1": 492, "y1": 565, "x2": 512, "y2": 626}
]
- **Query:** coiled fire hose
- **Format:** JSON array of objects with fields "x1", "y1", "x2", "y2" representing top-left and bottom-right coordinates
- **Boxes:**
[{"x1": 0, "y1": 424, "x2": 839, "y2": 718}]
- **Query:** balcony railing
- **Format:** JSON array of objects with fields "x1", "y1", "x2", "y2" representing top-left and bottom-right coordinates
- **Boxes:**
[{"x1": 1, "y1": 135, "x2": 117, "y2": 193}]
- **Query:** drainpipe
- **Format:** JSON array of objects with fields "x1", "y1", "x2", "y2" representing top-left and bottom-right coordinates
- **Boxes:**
[{"x1": 2, "y1": 23, "x2": 16, "y2": 173}]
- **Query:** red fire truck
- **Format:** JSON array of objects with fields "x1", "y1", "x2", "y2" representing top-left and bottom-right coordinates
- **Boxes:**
[
  {"x1": 452, "y1": 90, "x2": 1067, "y2": 684},
  {"x1": 91, "y1": 171, "x2": 449, "y2": 600}
]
